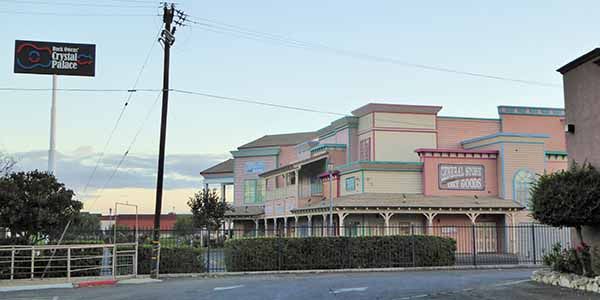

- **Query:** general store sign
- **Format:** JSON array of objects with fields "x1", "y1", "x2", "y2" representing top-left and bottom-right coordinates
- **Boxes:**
[
  {"x1": 438, "y1": 164, "x2": 484, "y2": 190},
  {"x1": 14, "y1": 40, "x2": 96, "y2": 76}
]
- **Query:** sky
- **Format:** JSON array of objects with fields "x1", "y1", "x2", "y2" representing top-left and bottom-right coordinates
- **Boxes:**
[{"x1": 0, "y1": 0, "x2": 596, "y2": 214}]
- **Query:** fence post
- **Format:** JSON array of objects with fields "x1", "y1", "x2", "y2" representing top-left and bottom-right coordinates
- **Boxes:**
[
  {"x1": 112, "y1": 244, "x2": 117, "y2": 279},
  {"x1": 67, "y1": 247, "x2": 71, "y2": 281},
  {"x1": 31, "y1": 248, "x2": 35, "y2": 279},
  {"x1": 10, "y1": 247, "x2": 15, "y2": 280},
  {"x1": 134, "y1": 241, "x2": 139, "y2": 277},
  {"x1": 531, "y1": 224, "x2": 537, "y2": 265},
  {"x1": 411, "y1": 225, "x2": 416, "y2": 267},
  {"x1": 471, "y1": 224, "x2": 477, "y2": 266},
  {"x1": 206, "y1": 228, "x2": 211, "y2": 273}
]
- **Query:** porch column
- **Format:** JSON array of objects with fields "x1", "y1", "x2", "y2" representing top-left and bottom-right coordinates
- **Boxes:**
[
  {"x1": 264, "y1": 218, "x2": 268, "y2": 236},
  {"x1": 254, "y1": 219, "x2": 259, "y2": 237},
  {"x1": 338, "y1": 212, "x2": 349, "y2": 236},
  {"x1": 274, "y1": 218, "x2": 278, "y2": 236},
  {"x1": 294, "y1": 216, "x2": 299, "y2": 237},
  {"x1": 295, "y1": 169, "x2": 300, "y2": 200},
  {"x1": 379, "y1": 212, "x2": 394, "y2": 236},
  {"x1": 284, "y1": 217, "x2": 288, "y2": 237},
  {"x1": 423, "y1": 212, "x2": 438, "y2": 235},
  {"x1": 221, "y1": 184, "x2": 226, "y2": 202},
  {"x1": 307, "y1": 215, "x2": 313, "y2": 237},
  {"x1": 507, "y1": 212, "x2": 516, "y2": 254}
]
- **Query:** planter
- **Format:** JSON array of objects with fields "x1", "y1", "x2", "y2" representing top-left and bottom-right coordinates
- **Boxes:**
[{"x1": 532, "y1": 269, "x2": 600, "y2": 293}]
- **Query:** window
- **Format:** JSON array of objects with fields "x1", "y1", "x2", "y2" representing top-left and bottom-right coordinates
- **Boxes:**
[
  {"x1": 514, "y1": 169, "x2": 535, "y2": 207},
  {"x1": 345, "y1": 177, "x2": 355, "y2": 191},
  {"x1": 244, "y1": 179, "x2": 265, "y2": 204},
  {"x1": 310, "y1": 176, "x2": 322, "y2": 195},
  {"x1": 359, "y1": 138, "x2": 371, "y2": 161}
]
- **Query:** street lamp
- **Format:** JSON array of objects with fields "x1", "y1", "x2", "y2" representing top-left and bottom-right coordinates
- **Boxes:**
[{"x1": 327, "y1": 162, "x2": 334, "y2": 236}]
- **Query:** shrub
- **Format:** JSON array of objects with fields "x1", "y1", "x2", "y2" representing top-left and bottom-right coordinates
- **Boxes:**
[
  {"x1": 224, "y1": 235, "x2": 456, "y2": 272},
  {"x1": 543, "y1": 243, "x2": 583, "y2": 275},
  {"x1": 138, "y1": 246, "x2": 204, "y2": 274}
]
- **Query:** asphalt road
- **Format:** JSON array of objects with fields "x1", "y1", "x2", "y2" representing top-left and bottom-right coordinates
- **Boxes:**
[{"x1": 3, "y1": 269, "x2": 600, "y2": 300}]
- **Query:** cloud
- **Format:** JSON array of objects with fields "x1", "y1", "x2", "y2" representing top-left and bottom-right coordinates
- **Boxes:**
[{"x1": 12, "y1": 149, "x2": 231, "y2": 200}]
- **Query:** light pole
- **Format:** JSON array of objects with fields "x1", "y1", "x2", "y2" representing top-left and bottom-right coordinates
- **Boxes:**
[{"x1": 327, "y1": 163, "x2": 334, "y2": 236}]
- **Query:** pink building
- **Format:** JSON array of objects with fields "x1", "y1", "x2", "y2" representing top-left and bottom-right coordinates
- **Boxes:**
[{"x1": 201, "y1": 103, "x2": 568, "y2": 252}]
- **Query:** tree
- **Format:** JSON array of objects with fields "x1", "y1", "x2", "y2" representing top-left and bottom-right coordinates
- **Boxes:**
[
  {"x1": 187, "y1": 188, "x2": 230, "y2": 230},
  {"x1": 0, "y1": 170, "x2": 82, "y2": 244},
  {"x1": 70, "y1": 212, "x2": 101, "y2": 233},
  {"x1": 0, "y1": 151, "x2": 16, "y2": 177},
  {"x1": 173, "y1": 215, "x2": 194, "y2": 236},
  {"x1": 530, "y1": 162, "x2": 600, "y2": 275}
]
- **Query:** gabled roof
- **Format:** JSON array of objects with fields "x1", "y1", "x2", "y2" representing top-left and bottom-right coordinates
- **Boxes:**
[
  {"x1": 200, "y1": 159, "x2": 234, "y2": 175},
  {"x1": 557, "y1": 48, "x2": 600, "y2": 74},
  {"x1": 238, "y1": 131, "x2": 317, "y2": 149}
]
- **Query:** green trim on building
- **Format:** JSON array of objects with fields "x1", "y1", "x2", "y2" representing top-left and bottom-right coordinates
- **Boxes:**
[
  {"x1": 339, "y1": 168, "x2": 422, "y2": 176},
  {"x1": 544, "y1": 150, "x2": 568, "y2": 156},
  {"x1": 361, "y1": 170, "x2": 365, "y2": 192},
  {"x1": 347, "y1": 128, "x2": 352, "y2": 163},
  {"x1": 335, "y1": 160, "x2": 423, "y2": 170},
  {"x1": 310, "y1": 143, "x2": 347, "y2": 153},
  {"x1": 231, "y1": 147, "x2": 281, "y2": 158},
  {"x1": 497, "y1": 106, "x2": 565, "y2": 117}
]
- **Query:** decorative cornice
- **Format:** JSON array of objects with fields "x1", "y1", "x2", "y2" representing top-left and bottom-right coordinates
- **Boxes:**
[
  {"x1": 498, "y1": 106, "x2": 564, "y2": 117},
  {"x1": 310, "y1": 143, "x2": 347, "y2": 153},
  {"x1": 461, "y1": 132, "x2": 550, "y2": 145}
]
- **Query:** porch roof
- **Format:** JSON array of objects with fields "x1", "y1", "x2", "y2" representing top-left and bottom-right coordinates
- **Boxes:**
[
  {"x1": 225, "y1": 206, "x2": 264, "y2": 217},
  {"x1": 291, "y1": 193, "x2": 523, "y2": 213},
  {"x1": 200, "y1": 159, "x2": 234, "y2": 175},
  {"x1": 259, "y1": 152, "x2": 328, "y2": 178}
]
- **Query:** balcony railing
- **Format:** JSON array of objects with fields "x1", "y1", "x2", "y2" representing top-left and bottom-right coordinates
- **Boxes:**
[{"x1": 265, "y1": 184, "x2": 296, "y2": 201}]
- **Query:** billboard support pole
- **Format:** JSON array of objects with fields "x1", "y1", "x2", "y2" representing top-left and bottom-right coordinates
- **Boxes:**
[{"x1": 48, "y1": 74, "x2": 57, "y2": 174}]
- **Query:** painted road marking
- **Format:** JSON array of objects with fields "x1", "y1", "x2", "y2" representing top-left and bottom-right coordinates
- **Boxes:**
[
  {"x1": 493, "y1": 279, "x2": 531, "y2": 287},
  {"x1": 392, "y1": 279, "x2": 532, "y2": 299},
  {"x1": 213, "y1": 285, "x2": 245, "y2": 291},
  {"x1": 330, "y1": 287, "x2": 368, "y2": 294}
]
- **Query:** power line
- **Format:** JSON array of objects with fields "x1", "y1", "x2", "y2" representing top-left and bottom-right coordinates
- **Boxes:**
[
  {"x1": 0, "y1": 10, "x2": 158, "y2": 17},
  {"x1": 0, "y1": 85, "x2": 474, "y2": 127},
  {"x1": 172, "y1": 89, "x2": 345, "y2": 117},
  {"x1": 0, "y1": 0, "x2": 155, "y2": 9},
  {"x1": 86, "y1": 91, "x2": 163, "y2": 211},
  {"x1": 181, "y1": 15, "x2": 560, "y2": 88},
  {"x1": 0, "y1": 87, "x2": 160, "y2": 92},
  {"x1": 80, "y1": 28, "x2": 162, "y2": 198}
]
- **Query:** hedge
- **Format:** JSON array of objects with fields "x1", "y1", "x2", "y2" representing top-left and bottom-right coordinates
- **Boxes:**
[
  {"x1": 224, "y1": 235, "x2": 456, "y2": 272},
  {"x1": 138, "y1": 246, "x2": 204, "y2": 274}
]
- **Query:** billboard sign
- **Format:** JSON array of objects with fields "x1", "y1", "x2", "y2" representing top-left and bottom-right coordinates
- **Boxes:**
[
  {"x1": 14, "y1": 40, "x2": 96, "y2": 76},
  {"x1": 438, "y1": 164, "x2": 485, "y2": 190}
]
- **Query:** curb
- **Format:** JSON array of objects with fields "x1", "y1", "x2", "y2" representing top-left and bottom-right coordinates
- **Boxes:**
[
  {"x1": 155, "y1": 264, "x2": 540, "y2": 279},
  {"x1": 76, "y1": 279, "x2": 118, "y2": 288},
  {"x1": 0, "y1": 283, "x2": 73, "y2": 293}
]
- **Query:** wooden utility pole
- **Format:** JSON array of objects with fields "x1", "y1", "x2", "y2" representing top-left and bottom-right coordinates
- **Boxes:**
[{"x1": 152, "y1": 3, "x2": 176, "y2": 279}]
